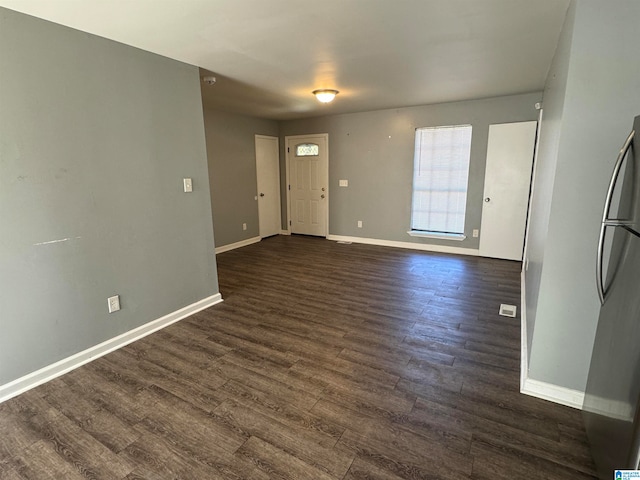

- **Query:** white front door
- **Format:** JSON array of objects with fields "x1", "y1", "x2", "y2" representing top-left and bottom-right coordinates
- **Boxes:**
[
  {"x1": 479, "y1": 121, "x2": 537, "y2": 261},
  {"x1": 255, "y1": 135, "x2": 281, "y2": 238},
  {"x1": 286, "y1": 134, "x2": 328, "y2": 237}
]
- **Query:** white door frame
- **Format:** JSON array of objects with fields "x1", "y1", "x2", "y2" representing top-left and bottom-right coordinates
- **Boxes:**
[
  {"x1": 255, "y1": 134, "x2": 282, "y2": 238},
  {"x1": 284, "y1": 133, "x2": 329, "y2": 237},
  {"x1": 522, "y1": 107, "x2": 543, "y2": 271}
]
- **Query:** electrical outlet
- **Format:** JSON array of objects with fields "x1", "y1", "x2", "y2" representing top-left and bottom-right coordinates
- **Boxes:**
[
  {"x1": 357, "y1": 220, "x2": 363, "y2": 228},
  {"x1": 242, "y1": 223, "x2": 247, "y2": 231},
  {"x1": 472, "y1": 229, "x2": 479, "y2": 238},
  {"x1": 108, "y1": 295, "x2": 120, "y2": 313},
  {"x1": 339, "y1": 179, "x2": 349, "y2": 187}
]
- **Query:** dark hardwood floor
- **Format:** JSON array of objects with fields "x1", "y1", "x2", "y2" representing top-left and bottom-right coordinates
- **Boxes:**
[{"x1": 0, "y1": 235, "x2": 597, "y2": 479}]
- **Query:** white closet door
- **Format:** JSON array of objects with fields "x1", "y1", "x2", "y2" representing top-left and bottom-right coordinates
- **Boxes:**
[{"x1": 479, "y1": 121, "x2": 537, "y2": 261}]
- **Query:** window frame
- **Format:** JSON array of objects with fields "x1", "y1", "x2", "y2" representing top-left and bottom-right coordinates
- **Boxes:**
[{"x1": 408, "y1": 124, "x2": 472, "y2": 240}]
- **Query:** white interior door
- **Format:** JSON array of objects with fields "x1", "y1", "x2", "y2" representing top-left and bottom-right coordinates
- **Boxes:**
[
  {"x1": 286, "y1": 134, "x2": 328, "y2": 237},
  {"x1": 255, "y1": 135, "x2": 281, "y2": 238},
  {"x1": 479, "y1": 121, "x2": 537, "y2": 260}
]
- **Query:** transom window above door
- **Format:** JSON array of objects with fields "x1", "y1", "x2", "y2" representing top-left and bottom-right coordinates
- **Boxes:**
[{"x1": 296, "y1": 143, "x2": 319, "y2": 156}]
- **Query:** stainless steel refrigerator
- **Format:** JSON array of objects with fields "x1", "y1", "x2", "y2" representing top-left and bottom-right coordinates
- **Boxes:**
[{"x1": 584, "y1": 115, "x2": 640, "y2": 478}]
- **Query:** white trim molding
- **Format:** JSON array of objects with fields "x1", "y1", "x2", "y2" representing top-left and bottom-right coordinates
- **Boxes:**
[
  {"x1": 280, "y1": 230, "x2": 291, "y2": 236},
  {"x1": 327, "y1": 234, "x2": 479, "y2": 256},
  {"x1": 520, "y1": 269, "x2": 528, "y2": 392},
  {"x1": 407, "y1": 230, "x2": 466, "y2": 241},
  {"x1": 0, "y1": 293, "x2": 223, "y2": 404},
  {"x1": 521, "y1": 378, "x2": 585, "y2": 410},
  {"x1": 215, "y1": 236, "x2": 261, "y2": 254},
  {"x1": 520, "y1": 269, "x2": 584, "y2": 410},
  {"x1": 582, "y1": 394, "x2": 634, "y2": 421}
]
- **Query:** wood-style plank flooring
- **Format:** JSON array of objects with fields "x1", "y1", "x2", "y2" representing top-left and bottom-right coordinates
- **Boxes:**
[{"x1": 0, "y1": 235, "x2": 597, "y2": 479}]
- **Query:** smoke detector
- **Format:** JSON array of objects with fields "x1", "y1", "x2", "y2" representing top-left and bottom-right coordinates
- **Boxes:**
[{"x1": 202, "y1": 76, "x2": 217, "y2": 86}]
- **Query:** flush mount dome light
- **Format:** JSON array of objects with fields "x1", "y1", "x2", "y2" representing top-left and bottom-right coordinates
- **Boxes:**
[{"x1": 312, "y1": 89, "x2": 339, "y2": 103}]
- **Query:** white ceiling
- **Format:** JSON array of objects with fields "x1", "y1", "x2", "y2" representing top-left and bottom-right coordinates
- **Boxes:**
[{"x1": 0, "y1": 0, "x2": 570, "y2": 120}]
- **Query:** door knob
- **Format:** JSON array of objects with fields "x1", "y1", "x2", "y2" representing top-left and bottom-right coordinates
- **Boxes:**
[
  {"x1": 260, "y1": 193, "x2": 265, "y2": 197},
  {"x1": 322, "y1": 187, "x2": 325, "y2": 192},
  {"x1": 484, "y1": 197, "x2": 490, "y2": 202},
  {"x1": 321, "y1": 194, "x2": 325, "y2": 199}
]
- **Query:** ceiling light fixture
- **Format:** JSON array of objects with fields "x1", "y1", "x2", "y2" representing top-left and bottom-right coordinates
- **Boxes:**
[{"x1": 312, "y1": 89, "x2": 339, "y2": 103}]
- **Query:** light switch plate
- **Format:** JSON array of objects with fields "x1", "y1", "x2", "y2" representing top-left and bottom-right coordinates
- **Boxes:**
[
  {"x1": 183, "y1": 178, "x2": 193, "y2": 193},
  {"x1": 339, "y1": 179, "x2": 348, "y2": 187}
]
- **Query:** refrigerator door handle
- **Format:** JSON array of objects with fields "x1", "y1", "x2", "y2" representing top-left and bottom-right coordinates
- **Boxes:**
[
  {"x1": 597, "y1": 130, "x2": 636, "y2": 305},
  {"x1": 597, "y1": 223, "x2": 608, "y2": 304},
  {"x1": 602, "y1": 130, "x2": 636, "y2": 224}
]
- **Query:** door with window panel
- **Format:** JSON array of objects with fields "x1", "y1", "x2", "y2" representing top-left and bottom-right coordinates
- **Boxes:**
[{"x1": 287, "y1": 135, "x2": 328, "y2": 237}]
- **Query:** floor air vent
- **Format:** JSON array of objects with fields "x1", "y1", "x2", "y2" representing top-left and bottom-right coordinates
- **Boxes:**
[{"x1": 499, "y1": 304, "x2": 517, "y2": 317}]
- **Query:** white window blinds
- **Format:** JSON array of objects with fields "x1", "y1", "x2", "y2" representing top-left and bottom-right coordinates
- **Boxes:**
[{"x1": 411, "y1": 125, "x2": 472, "y2": 235}]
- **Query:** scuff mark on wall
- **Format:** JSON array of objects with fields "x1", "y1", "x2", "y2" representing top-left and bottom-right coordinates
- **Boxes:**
[{"x1": 33, "y1": 236, "x2": 82, "y2": 246}]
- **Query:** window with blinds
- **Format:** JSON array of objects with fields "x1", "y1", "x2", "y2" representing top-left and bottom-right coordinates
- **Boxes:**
[{"x1": 410, "y1": 125, "x2": 472, "y2": 235}]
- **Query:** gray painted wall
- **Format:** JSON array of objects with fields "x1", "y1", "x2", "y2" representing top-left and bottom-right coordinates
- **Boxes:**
[
  {"x1": 279, "y1": 93, "x2": 541, "y2": 248},
  {"x1": 203, "y1": 109, "x2": 278, "y2": 247},
  {"x1": 0, "y1": 9, "x2": 218, "y2": 385},
  {"x1": 525, "y1": 2, "x2": 576, "y2": 362},
  {"x1": 526, "y1": 0, "x2": 640, "y2": 391}
]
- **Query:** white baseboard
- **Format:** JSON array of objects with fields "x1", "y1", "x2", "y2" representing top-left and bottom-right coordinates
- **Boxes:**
[
  {"x1": 582, "y1": 394, "x2": 634, "y2": 421},
  {"x1": 520, "y1": 269, "x2": 528, "y2": 391},
  {"x1": 521, "y1": 378, "x2": 585, "y2": 410},
  {"x1": 0, "y1": 293, "x2": 223, "y2": 404},
  {"x1": 215, "y1": 236, "x2": 261, "y2": 254},
  {"x1": 326, "y1": 234, "x2": 479, "y2": 256},
  {"x1": 519, "y1": 270, "x2": 584, "y2": 410},
  {"x1": 280, "y1": 229, "x2": 291, "y2": 236}
]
